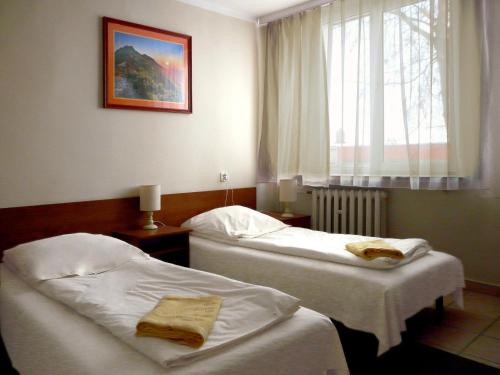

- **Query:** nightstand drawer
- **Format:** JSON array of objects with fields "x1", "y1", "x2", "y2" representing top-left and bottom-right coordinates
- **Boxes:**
[
  {"x1": 138, "y1": 234, "x2": 188, "y2": 253},
  {"x1": 149, "y1": 247, "x2": 189, "y2": 266},
  {"x1": 281, "y1": 215, "x2": 311, "y2": 228},
  {"x1": 113, "y1": 226, "x2": 191, "y2": 267}
]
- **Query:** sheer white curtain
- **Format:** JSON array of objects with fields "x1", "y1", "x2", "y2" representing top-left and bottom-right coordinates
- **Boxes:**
[
  {"x1": 258, "y1": 8, "x2": 330, "y2": 186},
  {"x1": 322, "y1": 0, "x2": 481, "y2": 189}
]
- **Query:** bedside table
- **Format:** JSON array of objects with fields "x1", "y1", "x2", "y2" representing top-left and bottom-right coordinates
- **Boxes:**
[
  {"x1": 113, "y1": 226, "x2": 192, "y2": 267},
  {"x1": 264, "y1": 212, "x2": 311, "y2": 229}
]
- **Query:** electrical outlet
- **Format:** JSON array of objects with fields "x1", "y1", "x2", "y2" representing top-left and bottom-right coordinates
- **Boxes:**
[{"x1": 219, "y1": 172, "x2": 229, "y2": 182}]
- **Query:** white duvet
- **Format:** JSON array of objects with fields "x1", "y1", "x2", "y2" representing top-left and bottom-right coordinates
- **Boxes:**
[
  {"x1": 195, "y1": 227, "x2": 431, "y2": 269},
  {"x1": 26, "y1": 258, "x2": 301, "y2": 368}
]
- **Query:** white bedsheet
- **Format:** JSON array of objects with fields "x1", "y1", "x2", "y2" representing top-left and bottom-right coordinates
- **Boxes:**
[
  {"x1": 190, "y1": 235, "x2": 465, "y2": 355},
  {"x1": 1, "y1": 265, "x2": 349, "y2": 375},
  {"x1": 21, "y1": 258, "x2": 304, "y2": 368},
  {"x1": 195, "y1": 227, "x2": 431, "y2": 269}
]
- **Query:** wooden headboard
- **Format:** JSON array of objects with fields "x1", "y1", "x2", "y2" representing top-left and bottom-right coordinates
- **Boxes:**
[{"x1": 0, "y1": 187, "x2": 256, "y2": 252}]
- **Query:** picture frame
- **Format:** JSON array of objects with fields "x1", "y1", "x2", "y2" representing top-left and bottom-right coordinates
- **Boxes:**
[{"x1": 103, "y1": 17, "x2": 192, "y2": 113}]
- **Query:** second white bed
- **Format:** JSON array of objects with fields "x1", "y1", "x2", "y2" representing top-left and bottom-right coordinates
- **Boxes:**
[{"x1": 190, "y1": 235, "x2": 464, "y2": 355}]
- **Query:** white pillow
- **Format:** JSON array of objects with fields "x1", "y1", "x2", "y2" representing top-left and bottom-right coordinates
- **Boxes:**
[
  {"x1": 181, "y1": 205, "x2": 288, "y2": 240},
  {"x1": 2, "y1": 233, "x2": 149, "y2": 282}
]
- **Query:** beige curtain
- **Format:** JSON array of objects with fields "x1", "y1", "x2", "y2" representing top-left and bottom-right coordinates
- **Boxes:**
[
  {"x1": 477, "y1": 0, "x2": 500, "y2": 198},
  {"x1": 257, "y1": 8, "x2": 330, "y2": 186}
]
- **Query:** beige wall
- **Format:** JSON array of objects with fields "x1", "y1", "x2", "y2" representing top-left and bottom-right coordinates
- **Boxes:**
[
  {"x1": 258, "y1": 184, "x2": 500, "y2": 286},
  {"x1": 0, "y1": 0, "x2": 257, "y2": 208},
  {"x1": 388, "y1": 190, "x2": 500, "y2": 286}
]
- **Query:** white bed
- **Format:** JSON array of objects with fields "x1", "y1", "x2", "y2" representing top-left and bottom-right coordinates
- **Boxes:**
[
  {"x1": 0, "y1": 234, "x2": 349, "y2": 375},
  {"x1": 190, "y1": 234, "x2": 464, "y2": 355}
]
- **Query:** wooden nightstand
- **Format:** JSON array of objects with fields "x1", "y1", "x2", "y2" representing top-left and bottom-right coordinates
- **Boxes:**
[
  {"x1": 113, "y1": 226, "x2": 192, "y2": 267},
  {"x1": 264, "y1": 212, "x2": 311, "y2": 229}
]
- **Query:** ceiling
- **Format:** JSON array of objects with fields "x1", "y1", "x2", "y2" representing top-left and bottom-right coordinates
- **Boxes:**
[{"x1": 176, "y1": 0, "x2": 311, "y2": 22}]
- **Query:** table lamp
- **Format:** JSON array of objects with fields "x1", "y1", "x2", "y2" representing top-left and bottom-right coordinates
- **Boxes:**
[
  {"x1": 279, "y1": 179, "x2": 297, "y2": 217},
  {"x1": 139, "y1": 185, "x2": 161, "y2": 230}
]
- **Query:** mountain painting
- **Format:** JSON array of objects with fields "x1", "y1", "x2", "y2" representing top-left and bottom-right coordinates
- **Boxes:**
[
  {"x1": 114, "y1": 32, "x2": 183, "y2": 103},
  {"x1": 103, "y1": 17, "x2": 192, "y2": 113}
]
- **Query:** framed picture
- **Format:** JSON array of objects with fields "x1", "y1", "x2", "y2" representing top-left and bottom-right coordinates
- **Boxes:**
[{"x1": 103, "y1": 17, "x2": 192, "y2": 113}]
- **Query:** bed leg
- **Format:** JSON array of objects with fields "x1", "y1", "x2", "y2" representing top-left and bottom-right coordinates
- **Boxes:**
[{"x1": 435, "y1": 296, "x2": 444, "y2": 322}]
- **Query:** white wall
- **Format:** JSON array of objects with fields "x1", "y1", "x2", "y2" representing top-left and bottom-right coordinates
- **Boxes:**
[
  {"x1": 0, "y1": 0, "x2": 257, "y2": 208},
  {"x1": 257, "y1": 184, "x2": 500, "y2": 286}
]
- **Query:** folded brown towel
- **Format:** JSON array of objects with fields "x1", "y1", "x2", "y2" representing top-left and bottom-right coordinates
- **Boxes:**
[
  {"x1": 136, "y1": 295, "x2": 222, "y2": 348},
  {"x1": 345, "y1": 239, "x2": 404, "y2": 261}
]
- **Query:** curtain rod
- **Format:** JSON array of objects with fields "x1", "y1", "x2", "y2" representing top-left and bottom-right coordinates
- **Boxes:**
[{"x1": 258, "y1": 0, "x2": 333, "y2": 26}]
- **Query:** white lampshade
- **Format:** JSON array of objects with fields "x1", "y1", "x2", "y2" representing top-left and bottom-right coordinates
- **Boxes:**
[
  {"x1": 139, "y1": 185, "x2": 161, "y2": 212},
  {"x1": 279, "y1": 179, "x2": 297, "y2": 202}
]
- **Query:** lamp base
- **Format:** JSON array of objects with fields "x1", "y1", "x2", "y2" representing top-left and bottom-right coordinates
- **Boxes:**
[
  {"x1": 281, "y1": 202, "x2": 294, "y2": 218},
  {"x1": 143, "y1": 211, "x2": 158, "y2": 230}
]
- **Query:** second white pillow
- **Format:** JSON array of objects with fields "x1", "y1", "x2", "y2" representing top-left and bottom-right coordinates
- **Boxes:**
[{"x1": 181, "y1": 205, "x2": 288, "y2": 240}]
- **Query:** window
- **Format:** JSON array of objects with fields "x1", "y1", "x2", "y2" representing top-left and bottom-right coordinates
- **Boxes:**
[
  {"x1": 257, "y1": 0, "x2": 479, "y2": 189},
  {"x1": 322, "y1": 0, "x2": 475, "y2": 182}
]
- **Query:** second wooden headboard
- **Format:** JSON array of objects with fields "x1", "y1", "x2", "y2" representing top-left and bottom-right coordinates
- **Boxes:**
[{"x1": 0, "y1": 187, "x2": 256, "y2": 253}]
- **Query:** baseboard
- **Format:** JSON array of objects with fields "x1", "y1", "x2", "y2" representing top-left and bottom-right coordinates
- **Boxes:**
[{"x1": 465, "y1": 279, "x2": 500, "y2": 297}]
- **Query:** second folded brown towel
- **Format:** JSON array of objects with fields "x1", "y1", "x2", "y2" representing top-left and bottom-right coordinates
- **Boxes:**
[{"x1": 345, "y1": 239, "x2": 404, "y2": 261}]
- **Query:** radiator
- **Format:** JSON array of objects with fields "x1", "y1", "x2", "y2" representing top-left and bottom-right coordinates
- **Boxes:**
[{"x1": 311, "y1": 188, "x2": 387, "y2": 237}]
